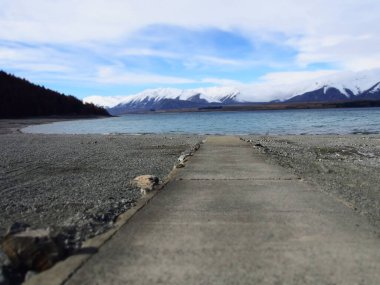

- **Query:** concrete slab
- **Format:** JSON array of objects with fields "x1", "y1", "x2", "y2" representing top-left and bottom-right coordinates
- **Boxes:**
[
  {"x1": 176, "y1": 139, "x2": 297, "y2": 180},
  {"x1": 65, "y1": 136, "x2": 380, "y2": 285},
  {"x1": 148, "y1": 180, "x2": 349, "y2": 213}
]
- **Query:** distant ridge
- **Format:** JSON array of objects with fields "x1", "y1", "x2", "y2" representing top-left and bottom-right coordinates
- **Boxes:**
[
  {"x1": 100, "y1": 87, "x2": 243, "y2": 115},
  {"x1": 286, "y1": 82, "x2": 380, "y2": 103},
  {"x1": 83, "y1": 70, "x2": 380, "y2": 115},
  {"x1": 0, "y1": 71, "x2": 109, "y2": 118},
  {"x1": 278, "y1": 69, "x2": 380, "y2": 103}
]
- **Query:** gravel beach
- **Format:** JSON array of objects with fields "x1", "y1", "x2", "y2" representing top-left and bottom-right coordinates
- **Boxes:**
[
  {"x1": 0, "y1": 120, "x2": 203, "y2": 243},
  {"x1": 2, "y1": 121, "x2": 379, "y2": 240},
  {"x1": 243, "y1": 135, "x2": 380, "y2": 229},
  {"x1": 2, "y1": 118, "x2": 380, "y2": 283}
]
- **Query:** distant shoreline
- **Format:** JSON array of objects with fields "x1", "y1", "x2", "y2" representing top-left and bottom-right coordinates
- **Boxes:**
[
  {"x1": 0, "y1": 115, "x2": 110, "y2": 134},
  {"x1": 1, "y1": 119, "x2": 379, "y2": 283},
  {"x1": 14, "y1": 107, "x2": 380, "y2": 136},
  {"x1": 118, "y1": 99, "x2": 380, "y2": 115}
]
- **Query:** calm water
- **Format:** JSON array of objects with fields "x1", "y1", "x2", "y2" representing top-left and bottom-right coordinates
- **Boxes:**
[{"x1": 23, "y1": 108, "x2": 380, "y2": 135}]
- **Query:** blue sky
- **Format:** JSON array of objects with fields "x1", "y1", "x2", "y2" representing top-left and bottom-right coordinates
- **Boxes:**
[{"x1": 1, "y1": 0, "x2": 379, "y2": 101}]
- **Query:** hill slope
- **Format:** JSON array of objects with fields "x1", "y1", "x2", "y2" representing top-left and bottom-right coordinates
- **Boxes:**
[{"x1": 0, "y1": 71, "x2": 109, "y2": 118}]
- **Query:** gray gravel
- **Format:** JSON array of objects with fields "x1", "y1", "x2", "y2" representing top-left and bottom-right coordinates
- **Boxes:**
[
  {"x1": 0, "y1": 117, "x2": 95, "y2": 135},
  {"x1": 0, "y1": 132, "x2": 203, "y2": 242},
  {"x1": 243, "y1": 135, "x2": 380, "y2": 229}
]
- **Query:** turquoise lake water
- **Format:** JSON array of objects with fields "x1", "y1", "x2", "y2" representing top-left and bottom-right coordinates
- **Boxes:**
[{"x1": 23, "y1": 108, "x2": 380, "y2": 135}]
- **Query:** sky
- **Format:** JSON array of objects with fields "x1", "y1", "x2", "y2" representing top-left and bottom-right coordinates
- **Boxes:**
[{"x1": 1, "y1": 0, "x2": 380, "y2": 102}]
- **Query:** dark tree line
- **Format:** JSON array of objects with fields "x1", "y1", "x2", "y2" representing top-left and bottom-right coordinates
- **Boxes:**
[{"x1": 0, "y1": 71, "x2": 109, "y2": 118}]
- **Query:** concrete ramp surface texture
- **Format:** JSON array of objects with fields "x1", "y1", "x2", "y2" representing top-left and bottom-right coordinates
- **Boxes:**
[{"x1": 63, "y1": 137, "x2": 380, "y2": 284}]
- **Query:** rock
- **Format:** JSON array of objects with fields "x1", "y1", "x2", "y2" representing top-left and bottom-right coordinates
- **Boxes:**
[
  {"x1": 177, "y1": 152, "x2": 192, "y2": 168},
  {"x1": 0, "y1": 250, "x2": 10, "y2": 267},
  {"x1": 175, "y1": 142, "x2": 202, "y2": 169},
  {"x1": 6, "y1": 222, "x2": 30, "y2": 235},
  {"x1": 50, "y1": 227, "x2": 82, "y2": 253},
  {"x1": 255, "y1": 143, "x2": 264, "y2": 148},
  {"x1": 0, "y1": 267, "x2": 8, "y2": 285},
  {"x1": 192, "y1": 143, "x2": 201, "y2": 151},
  {"x1": 132, "y1": 175, "x2": 159, "y2": 195},
  {"x1": 0, "y1": 250, "x2": 10, "y2": 285},
  {"x1": 24, "y1": 270, "x2": 37, "y2": 281},
  {"x1": 178, "y1": 154, "x2": 188, "y2": 164},
  {"x1": 1, "y1": 227, "x2": 63, "y2": 272}
]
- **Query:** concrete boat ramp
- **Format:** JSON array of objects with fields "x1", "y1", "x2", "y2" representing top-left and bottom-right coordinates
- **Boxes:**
[{"x1": 33, "y1": 136, "x2": 380, "y2": 284}]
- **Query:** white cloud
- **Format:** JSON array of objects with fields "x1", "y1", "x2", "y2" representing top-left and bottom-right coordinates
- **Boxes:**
[
  {"x1": 201, "y1": 77, "x2": 242, "y2": 86},
  {"x1": 257, "y1": 70, "x2": 339, "y2": 86},
  {"x1": 2, "y1": 1, "x2": 379, "y2": 45},
  {"x1": 236, "y1": 68, "x2": 380, "y2": 101},
  {"x1": 96, "y1": 66, "x2": 195, "y2": 85},
  {"x1": 119, "y1": 48, "x2": 179, "y2": 58},
  {"x1": 83, "y1": 95, "x2": 127, "y2": 108},
  {"x1": 236, "y1": 70, "x2": 342, "y2": 102},
  {"x1": 0, "y1": 45, "x2": 75, "y2": 73},
  {"x1": 292, "y1": 34, "x2": 380, "y2": 71},
  {"x1": 194, "y1": 56, "x2": 245, "y2": 67},
  {"x1": 2, "y1": 0, "x2": 380, "y2": 99}
]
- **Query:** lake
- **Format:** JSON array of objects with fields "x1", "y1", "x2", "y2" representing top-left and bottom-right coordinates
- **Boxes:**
[{"x1": 23, "y1": 108, "x2": 380, "y2": 135}]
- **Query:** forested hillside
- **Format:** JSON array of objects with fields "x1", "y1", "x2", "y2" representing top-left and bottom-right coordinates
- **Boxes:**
[{"x1": 0, "y1": 71, "x2": 109, "y2": 118}]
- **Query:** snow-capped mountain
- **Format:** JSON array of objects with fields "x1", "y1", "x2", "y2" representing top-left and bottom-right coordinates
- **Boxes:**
[
  {"x1": 285, "y1": 70, "x2": 380, "y2": 102},
  {"x1": 117, "y1": 86, "x2": 241, "y2": 105},
  {"x1": 85, "y1": 87, "x2": 243, "y2": 115},
  {"x1": 83, "y1": 70, "x2": 380, "y2": 114},
  {"x1": 84, "y1": 87, "x2": 242, "y2": 108}
]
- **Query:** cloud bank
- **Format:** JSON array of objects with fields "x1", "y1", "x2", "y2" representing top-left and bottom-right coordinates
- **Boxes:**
[{"x1": 1, "y1": 0, "x2": 380, "y2": 100}]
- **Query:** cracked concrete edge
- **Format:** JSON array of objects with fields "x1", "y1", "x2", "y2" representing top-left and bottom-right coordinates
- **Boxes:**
[
  {"x1": 24, "y1": 141, "x2": 202, "y2": 285},
  {"x1": 23, "y1": 186, "x2": 165, "y2": 285},
  {"x1": 239, "y1": 136, "x2": 361, "y2": 213}
]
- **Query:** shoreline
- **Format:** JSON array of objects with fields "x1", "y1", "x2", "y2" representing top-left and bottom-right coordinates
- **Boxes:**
[
  {"x1": 1, "y1": 119, "x2": 380, "y2": 282},
  {"x1": 2, "y1": 118, "x2": 379, "y2": 233},
  {"x1": 0, "y1": 119, "x2": 204, "y2": 254},
  {"x1": 0, "y1": 116, "x2": 111, "y2": 135},
  {"x1": 17, "y1": 108, "x2": 380, "y2": 137},
  {"x1": 111, "y1": 102, "x2": 380, "y2": 115},
  {"x1": 0, "y1": 119, "x2": 204, "y2": 284}
]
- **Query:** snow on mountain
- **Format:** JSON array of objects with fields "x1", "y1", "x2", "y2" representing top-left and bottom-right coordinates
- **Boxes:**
[
  {"x1": 285, "y1": 69, "x2": 380, "y2": 101},
  {"x1": 368, "y1": 82, "x2": 380, "y2": 94},
  {"x1": 83, "y1": 95, "x2": 128, "y2": 108},
  {"x1": 83, "y1": 69, "x2": 380, "y2": 112},
  {"x1": 84, "y1": 86, "x2": 242, "y2": 108},
  {"x1": 117, "y1": 86, "x2": 242, "y2": 105}
]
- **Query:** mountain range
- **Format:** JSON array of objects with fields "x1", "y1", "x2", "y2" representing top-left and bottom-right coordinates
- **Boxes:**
[{"x1": 84, "y1": 70, "x2": 380, "y2": 115}]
